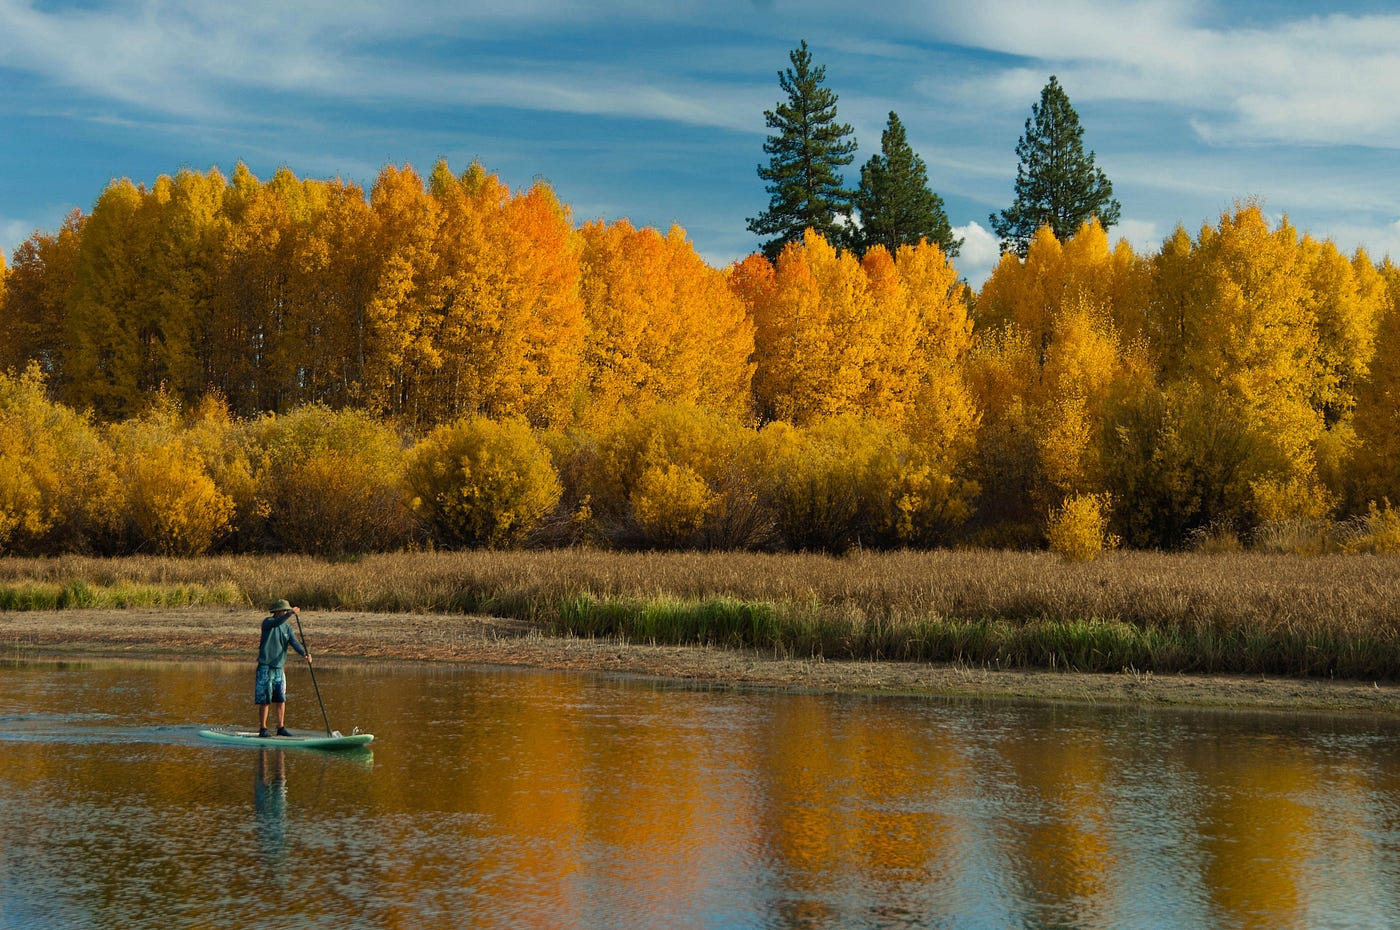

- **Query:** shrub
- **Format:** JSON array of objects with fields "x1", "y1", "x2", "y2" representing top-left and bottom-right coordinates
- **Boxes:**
[
  {"x1": 756, "y1": 414, "x2": 973, "y2": 552},
  {"x1": 0, "y1": 365, "x2": 123, "y2": 554},
  {"x1": 406, "y1": 416, "x2": 561, "y2": 548},
  {"x1": 582, "y1": 404, "x2": 772, "y2": 550},
  {"x1": 1047, "y1": 492, "x2": 1118, "y2": 562},
  {"x1": 248, "y1": 405, "x2": 413, "y2": 554},
  {"x1": 632, "y1": 463, "x2": 716, "y2": 545},
  {"x1": 1339, "y1": 500, "x2": 1400, "y2": 554},
  {"x1": 106, "y1": 394, "x2": 237, "y2": 556}
]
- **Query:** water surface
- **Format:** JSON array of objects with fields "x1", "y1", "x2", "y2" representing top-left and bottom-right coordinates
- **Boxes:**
[{"x1": 1, "y1": 659, "x2": 1398, "y2": 929}]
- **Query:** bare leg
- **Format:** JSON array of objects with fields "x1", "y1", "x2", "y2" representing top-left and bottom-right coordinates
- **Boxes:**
[
  {"x1": 259, "y1": 704, "x2": 270, "y2": 730},
  {"x1": 275, "y1": 702, "x2": 287, "y2": 730}
]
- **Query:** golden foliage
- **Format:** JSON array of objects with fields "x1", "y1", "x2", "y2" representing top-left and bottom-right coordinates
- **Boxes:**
[
  {"x1": 421, "y1": 163, "x2": 584, "y2": 427},
  {"x1": 577, "y1": 221, "x2": 754, "y2": 426},
  {"x1": 405, "y1": 416, "x2": 562, "y2": 549},
  {"x1": 583, "y1": 403, "x2": 764, "y2": 549},
  {"x1": 1046, "y1": 492, "x2": 1118, "y2": 562},
  {"x1": 0, "y1": 365, "x2": 122, "y2": 554},
  {"x1": 247, "y1": 405, "x2": 413, "y2": 555}
]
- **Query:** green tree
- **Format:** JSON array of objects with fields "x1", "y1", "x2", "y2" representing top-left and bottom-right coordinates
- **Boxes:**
[
  {"x1": 990, "y1": 76, "x2": 1121, "y2": 257},
  {"x1": 747, "y1": 40, "x2": 857, "y2": 259},
  {"x1": 853, "y1": 112, "x2": 960, "y2": 257}
]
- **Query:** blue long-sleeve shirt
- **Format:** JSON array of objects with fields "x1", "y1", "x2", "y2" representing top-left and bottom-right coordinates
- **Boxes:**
[{"x1": 258, "y1": 615, "x2": 307, "y2": 669}]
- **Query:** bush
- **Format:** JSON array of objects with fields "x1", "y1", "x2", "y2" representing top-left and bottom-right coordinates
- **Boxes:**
[
  {"x1": 406, "y1": 416, "x2": 561, "y2": 548},
  {"x1": 1339, "y1": 500, "x2": 1400, "y2": 554},
  {"x1": 106, "y1": 395, "x2": 236, "y2": 556},
  {"x1": 582, "y1": 404, "x2": 772, "y2": 549},
  {"x1": 1047, "y1": 492, "x2": 1119, "y2": 562},
  {"x1": 632, "y1": 463, "x2": 716, "y2": 545},
  {"x1": 248, "y1": 405, "x2": 413, "y2": 554},
  {"x1": 0, "y1": 365, "x2": 122, "y2": 554},
  {"x1": 756, "y1": 414, "x2": 973, "y2": 552}
]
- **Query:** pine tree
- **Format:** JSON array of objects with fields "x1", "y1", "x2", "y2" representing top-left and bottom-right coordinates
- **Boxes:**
[
  {"x1": 747, "y1": 40, "x2": 857, "y2": 260},
  {"x1": 854, "y1": 112, "x2": 960, "y2": 257},
  {"x1": 990, "y1": 76, "x2": 1121, "y2": 256}
]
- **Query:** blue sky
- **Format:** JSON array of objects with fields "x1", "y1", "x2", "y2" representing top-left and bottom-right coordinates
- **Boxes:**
[{"x1": 2, "y1": 1, "x2": 1399, "y2": 287}]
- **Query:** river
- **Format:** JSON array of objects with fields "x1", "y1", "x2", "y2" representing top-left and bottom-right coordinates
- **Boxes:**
[{"x1": 1, "y1": 659, "x2": 1398, "y2": 929}]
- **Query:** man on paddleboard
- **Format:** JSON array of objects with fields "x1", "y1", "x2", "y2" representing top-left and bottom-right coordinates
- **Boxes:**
[{"x1": 257, "y1": 599, "x2": 312, "y2": 738}]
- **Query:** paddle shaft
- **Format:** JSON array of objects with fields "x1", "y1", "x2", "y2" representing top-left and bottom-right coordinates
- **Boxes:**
[{"x1": 292, "y1": 612, "x2": 333, "y2": 736}]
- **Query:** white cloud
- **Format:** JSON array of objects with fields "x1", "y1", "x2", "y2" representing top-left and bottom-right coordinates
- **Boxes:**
[
  {"x1": 1321, "y1": 218, "x2": 1400, "y2": 264},
  {"x1": 928, "y1": 3, "x2": 1400, "y2": 149},
  {"x1": 1114, "y1": 218, "x2": 1162, "y2": 255},
  {"x1": 952, "y1": 220, "x2": 1001, "y2": 287}
]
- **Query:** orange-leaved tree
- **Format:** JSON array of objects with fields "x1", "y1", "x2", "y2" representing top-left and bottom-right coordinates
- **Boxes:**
[
  {"x1": 577, "y1": 220, "x2": 754, "y2": 426},
  {"x1": 419, "y1": 161, "x2": 584, "y2": 427}
]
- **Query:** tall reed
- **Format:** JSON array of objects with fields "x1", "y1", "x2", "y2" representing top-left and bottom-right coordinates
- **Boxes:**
[{"x1": 2, "y1": 549, "x2": 1398, "y2": 678}]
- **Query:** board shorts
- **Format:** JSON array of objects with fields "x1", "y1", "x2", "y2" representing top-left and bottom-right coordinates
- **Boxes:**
[{"x1": 254, "y1": 665, "x2": 288, "y2": 705}]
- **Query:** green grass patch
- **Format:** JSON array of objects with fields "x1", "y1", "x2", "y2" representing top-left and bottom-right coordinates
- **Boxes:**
[{"x1": 0, "y1": 580, "x2": 242, "y2": 611}]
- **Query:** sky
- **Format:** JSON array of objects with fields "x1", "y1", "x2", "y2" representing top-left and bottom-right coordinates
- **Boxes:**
[{"x1": 3, "y1": 0, "x2": 1400, "y2": 288}]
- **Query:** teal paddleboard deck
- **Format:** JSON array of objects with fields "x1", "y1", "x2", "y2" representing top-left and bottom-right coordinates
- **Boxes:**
[{"x1": 198, "y1": 728, "x2": 374, "y2": 750}]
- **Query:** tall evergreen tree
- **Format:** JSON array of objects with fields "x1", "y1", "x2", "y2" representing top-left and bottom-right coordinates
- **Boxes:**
[
  {"x1": 990, "y1": 76, "x2": 1121, "y2": 256},
  {"x1": 747, "y1": 40, "x2": 857, "y2": 260},
  {"x1": 854, "y1": 111, "x2": 961, "y2": 258}
]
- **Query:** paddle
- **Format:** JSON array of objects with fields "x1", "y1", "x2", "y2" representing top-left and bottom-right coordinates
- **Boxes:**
[{"x1": 292, "y1": 611, "x2": 337, "y2": 737}]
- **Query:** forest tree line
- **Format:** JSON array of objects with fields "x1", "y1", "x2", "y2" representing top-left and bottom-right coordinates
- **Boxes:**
[{"x1": 2, "y1": 160, "x2": 1400, "y2": 557}]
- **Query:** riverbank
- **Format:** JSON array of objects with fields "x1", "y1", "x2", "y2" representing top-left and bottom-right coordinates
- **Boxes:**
[{"x1": 6, "y1": 606, "x2": 1400, "y2": 715}]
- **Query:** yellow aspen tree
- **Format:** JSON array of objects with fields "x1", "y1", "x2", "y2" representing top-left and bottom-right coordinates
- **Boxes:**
[
  {"x1": 405, "y1": 415, "x2": 562, "y2": 548},
  {"x1": 62, "y1": 178, "x2": 148, "y2": 417},
  {"x1": 1144, "y1": 225, "x2": 1201, "y2": 378},
  {"x1": 0, "y1": 365, "x2": 122, "y2": 554},
  {"x1": 0, "y1": 211, "x2": 83, "y2": 378},
  {"x1": 106, "y1": 393, "x2": 235, "y2": 556},
  {"x1": 277, "y1": 176, "x2": 375, "y2": 410},
  {"x1": 497, "y1": 179, "x2": 585, "y2": 426},
  {"x1": 577, "y1": 220, "x2": 753, "y2": 426},
  {"x1": 1349, "y1": 261, "x2": 1400, "y2": 508},
  {"x1": 968, "y1": 278, "x2": 1145, "y2": 545},
  {"x1": 974, "y1": 224, "x2": 1065, "y2": 345},
  {"x1": 64, "y1": 170, "x2": 231, "y2": 417},
  {"x1": 160, "y1": 168, "x2": 232, "y2": 404},
  {"x1": 1300, "y1": 239, "x2": 1385, "y2": 425},
  {"x1": 653, "y1": 225, "x2": 755, "y2": 419},
  {"x1": 422, "y1": 162, "x2": 584, "y2": 427},
  {"x1": 583, "y1": 403, "x2": 764, "y2": 549},
  {"x1": 890, "y1": 240, "x2": 978, "y2": 452},
  {"x1": 977, "y1": 219, "x2": 1148, "y2": 348},
  {"x1": 360, "y1": 164, "x2": 440, "y2": 417},
  {"x1": 742, "y1": 229, "x2": 877, "y2": 424},
  {"x1": 1038, "y1": 298, "x2": 1148, "y2": 500},
  {"x1": 858, "y1": 245, "x2": 922, "y2": 425},
  {"x1": 1119, "y1": 204, "x2": 1339, "y2": 543},
  {"x1": 962, "y1": 324, "x2": 1042, "y2": 544},
  {"x1": 859, "y1": 241, "x2": 980, "y2": 531},
  {"x1": 1181, "y1": 204, "x2": 1328, "y2": 523},
  {"x1": 214, "y1": 163, "x2": 295, "y2": 415},
  {"x1": 1302, "y1": 242, "x2": 1386, "y2": 503}
]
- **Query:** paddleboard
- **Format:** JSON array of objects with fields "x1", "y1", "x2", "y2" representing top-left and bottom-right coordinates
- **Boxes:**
[{"x1": 198, "y1": 728, "x2": 374, "y2": 751}]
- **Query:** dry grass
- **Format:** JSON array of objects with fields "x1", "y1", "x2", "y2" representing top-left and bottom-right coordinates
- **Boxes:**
[{"x1": 2, "y1": 548, "x2": 1398, "y2": 678}]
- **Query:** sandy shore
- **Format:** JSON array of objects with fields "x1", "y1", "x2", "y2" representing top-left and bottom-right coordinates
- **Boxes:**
[{"x1": 6, "y1": 606, "x2": 1400, "y2": 714}]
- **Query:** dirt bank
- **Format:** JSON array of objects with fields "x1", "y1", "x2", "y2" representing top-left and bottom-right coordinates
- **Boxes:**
[{"x1": 6, "y1": 606, "x2": 1400, "y2": 714}]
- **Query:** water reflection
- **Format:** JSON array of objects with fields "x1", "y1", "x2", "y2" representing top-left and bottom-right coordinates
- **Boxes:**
[
  {"x1": 255, "y1": 749, "x2": 288, "y2": 866},
  {"x1": 2, "y1": 660, "x2": 1400, "y2": 929}
]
